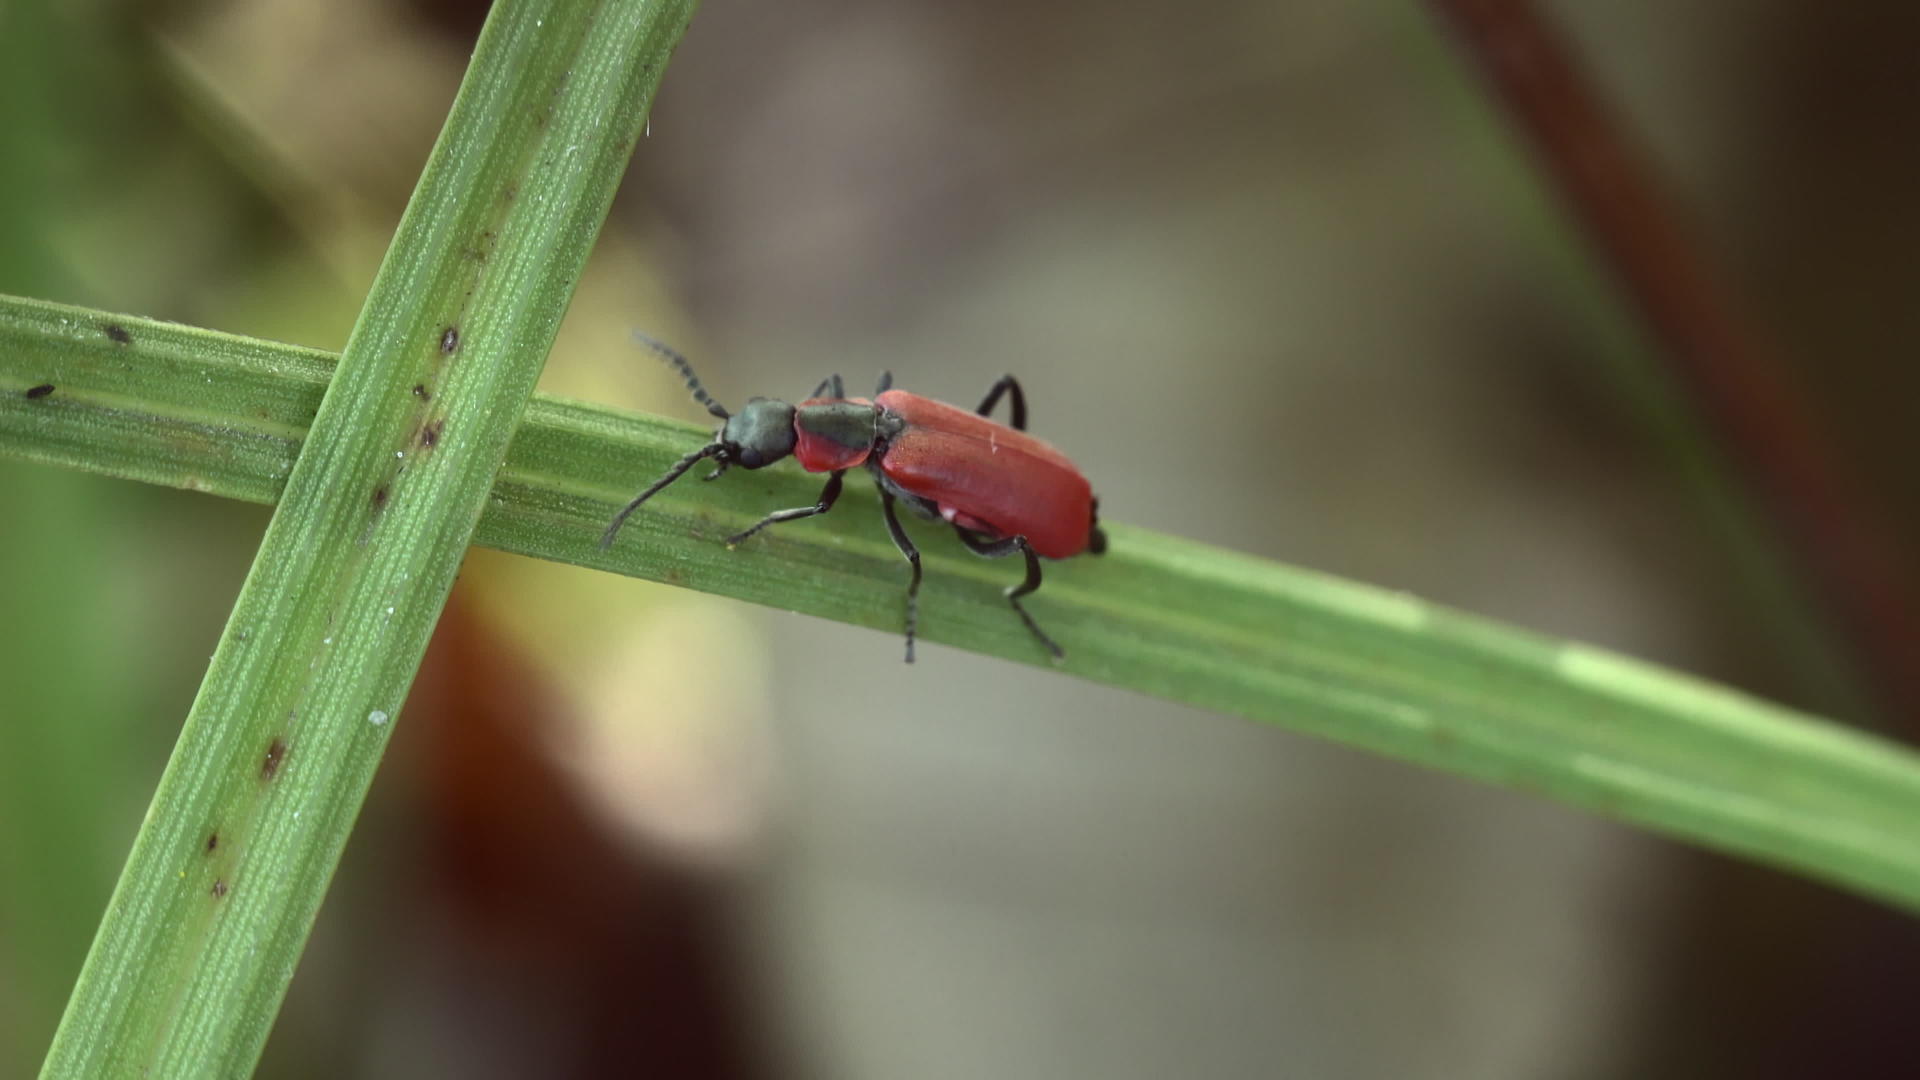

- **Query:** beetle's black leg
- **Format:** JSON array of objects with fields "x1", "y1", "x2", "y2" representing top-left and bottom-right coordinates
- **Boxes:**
[
  {"x1": 879, "y1": 490, "x2": 923, "y2": 663},
  {"x1": 975, "y1": 375, "x2": 1027, "y2": 431},
  {"x1": 953, "y1": 529, "x2": 1063, "y2": 661},
  {"x1": 725, "y1": 470, "x2": 844, "y2": 547},
  {"x1": 1004, "y1": 542, "x2": 1064, "y2": 661},
  {"x1": 810, "y1": 373, "x2": 846, "y2": 399},
  {"x1": 702, "y1": 459, "x2": 731, "y2": 482},
  {"x1": 874, "y1": 370, "x2": 894, "y2": 395}
]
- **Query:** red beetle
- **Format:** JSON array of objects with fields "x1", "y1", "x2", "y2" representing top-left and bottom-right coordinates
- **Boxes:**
[{"x1": 601, "y1": 336, "x2": 1106, "y2": 662}]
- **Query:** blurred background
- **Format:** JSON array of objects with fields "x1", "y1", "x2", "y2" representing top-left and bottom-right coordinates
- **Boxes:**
[{"x1": 3, "y1": 0, "x2": 1918, "y2": 1076}]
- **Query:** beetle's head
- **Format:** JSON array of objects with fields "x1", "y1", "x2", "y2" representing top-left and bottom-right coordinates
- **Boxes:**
[
  {"x1": 718, "y1": 397, "x2": 797, "y2": 469},
  {"x1": 600, "y1": 341, "x2": 807, "y2": 552}
]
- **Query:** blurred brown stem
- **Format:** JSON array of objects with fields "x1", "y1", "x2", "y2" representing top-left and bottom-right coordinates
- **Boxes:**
[{"x1": 1429, "y1": 0, "x2": 1920, "y2": 725}]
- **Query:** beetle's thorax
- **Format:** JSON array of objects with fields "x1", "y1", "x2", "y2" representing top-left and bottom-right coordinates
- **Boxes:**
[{"x1": 793, "y1": 397, "x2": 901, "y2": 472}]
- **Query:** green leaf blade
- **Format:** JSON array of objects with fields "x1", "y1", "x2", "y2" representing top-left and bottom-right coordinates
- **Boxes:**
[
  {"x1": 32, "y1": 0, "x2": 700, "y2": 1075},
  {"x1": 12, "y1": 289, "x2": 1920, "y2": 919}
]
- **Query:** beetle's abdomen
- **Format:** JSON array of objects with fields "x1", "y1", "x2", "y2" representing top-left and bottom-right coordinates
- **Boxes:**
[{"x1": 875, "y1": 391, "x2": 1096, "y2": 559}]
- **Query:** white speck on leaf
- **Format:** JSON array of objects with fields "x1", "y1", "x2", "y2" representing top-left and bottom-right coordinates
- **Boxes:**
[{"x1": 368, "y1": 710, "x2": 389, "y2": 726}]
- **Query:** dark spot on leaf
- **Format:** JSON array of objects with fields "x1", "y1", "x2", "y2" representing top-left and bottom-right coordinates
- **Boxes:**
[
  {"x1": 24, "y1": 383, "x2": 54, "y2": 399},
  {"x1": 372, "y1": 485, "x2": 390, "y2": 511},
  {"x1": 262, "y1": 737, "x2": 287, "y2": 780},
  {"x1": 211, "y1": 879, "x2": 228, "y2": 899},
  {"x1": 205, "y1": 832, "x2": 219, "y2": 853},
  {"x1": 105, "y1": 323, "x2": 132, "y2": 345},
  {"x1": 440, "y1": 326, "x2": 460, "y2": 354},
  {"x1": 420, "y1": 419, "x2": 444, "y2": 449},
  {"x1": 412, "y1": 384, "x2": 431, "y2": 401}
]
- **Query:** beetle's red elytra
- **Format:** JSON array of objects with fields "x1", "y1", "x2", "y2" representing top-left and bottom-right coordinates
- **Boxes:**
[{"x1": 601, "y1": 334, "x2": 1106, "y2": 663}]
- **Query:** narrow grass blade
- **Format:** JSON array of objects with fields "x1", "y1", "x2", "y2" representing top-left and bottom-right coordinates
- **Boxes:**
[
  {"x1": 30, "y1": 0, "x2": 700, "y2": 1075},
  {"x1": 8, "y1": 291, "x2": 1920, "y2": 917}
]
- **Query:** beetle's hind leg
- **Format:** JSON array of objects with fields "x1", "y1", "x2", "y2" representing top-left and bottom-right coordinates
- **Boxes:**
[
  {"x1": 954, "y1": 529, "x2": 1064, "y2": 662},
  {"x1": 975, "y1": 376, "x2": 1028, "y2": 431},
  {"x1": 878, "y1": 491, "x2": 923, "y2": 663},
  {"x1": 810, "y1": 373, "x2": 846, "y2": 399},
  {"x1": 725, "y1": 470, "x2": 844, "y2": 547}
]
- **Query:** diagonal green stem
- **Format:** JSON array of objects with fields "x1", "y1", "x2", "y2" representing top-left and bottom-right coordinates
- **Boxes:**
[
  {"x1": 31, "y1": 0, "x2": 699, "y2": 1075},
  {"x1": 7, "y1": 291, "x2": 1920, "y2": 918}
]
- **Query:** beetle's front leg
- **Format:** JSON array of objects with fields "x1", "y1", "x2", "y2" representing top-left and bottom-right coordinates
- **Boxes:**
[
  {"x1": 725, "y1": 471, "x2": 844, "y2": 547},
  {"x1": 954, "y1": 528, "x2": 1063, "y2": 662}
]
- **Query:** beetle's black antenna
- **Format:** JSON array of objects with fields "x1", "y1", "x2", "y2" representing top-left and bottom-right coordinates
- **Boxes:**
[
  {"x1": 601, "y1": 441, "x2": 725, "y2": 549},
  {"x1": 631, "y1": 331, "x2": 730, "y2": 420}
]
